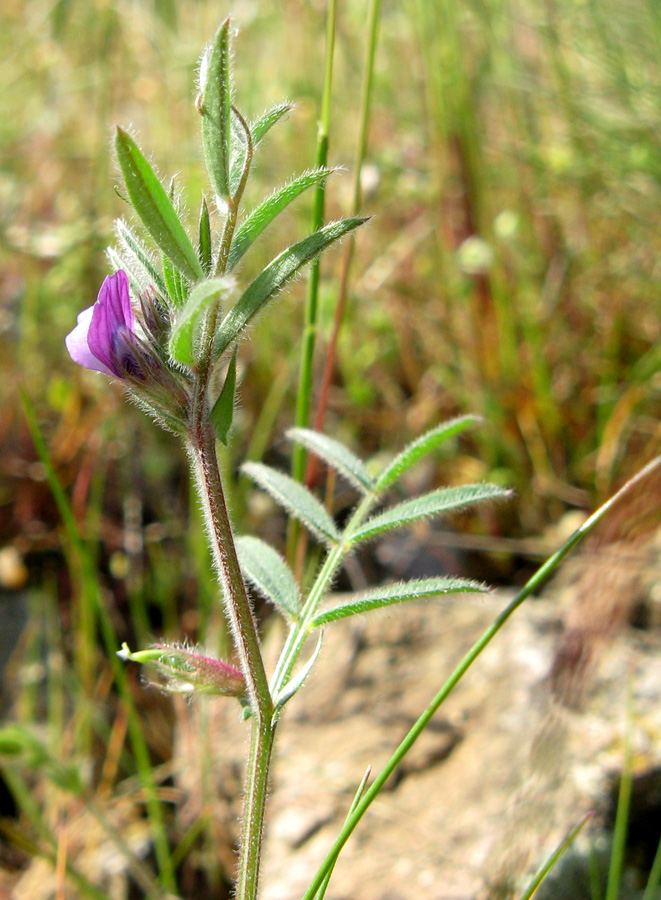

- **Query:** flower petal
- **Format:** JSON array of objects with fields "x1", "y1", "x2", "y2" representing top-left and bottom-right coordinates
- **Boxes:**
[
  {"x1": 87, "y1": 271, "x2": 134, "y2": 376},
  {"x1": 65, "y1": 306, "x2": 116, "y2": 376}
]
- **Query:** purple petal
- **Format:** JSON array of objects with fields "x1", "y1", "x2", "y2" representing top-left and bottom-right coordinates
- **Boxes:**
[
  {"x1": 88, "y1": 271, "x2": 134, "y2": 376},
  {"x1": 65, "y1": 306, "x2": 116, "y2": 376}
]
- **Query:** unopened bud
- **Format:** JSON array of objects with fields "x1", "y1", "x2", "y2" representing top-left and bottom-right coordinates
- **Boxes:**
[{"x1": 118, "y1": 641, "x2": 246, "y2": 698}]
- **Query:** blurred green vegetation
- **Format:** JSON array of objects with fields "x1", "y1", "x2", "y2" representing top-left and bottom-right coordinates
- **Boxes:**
[{"x1": 0, "y1": 0, "x2": 660, "y2": 896}]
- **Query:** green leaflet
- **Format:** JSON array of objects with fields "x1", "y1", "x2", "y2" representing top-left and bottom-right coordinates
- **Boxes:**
[
  {"x1": 242, "y1": 462, "x2": 340, "y2": 545},
  {"x1": 348, "y1": 483, "x2": 510, "y2": 545},
  {"x1": 199, "y1": 18, "x2": 232, "y2": 200},
  {"x1": 235, "y1": 535, "x2": 300, "y2": 620},
  {"x1": 375, "y1": 415, "x2": 482, "y2": 492},
  {"x1": 116, "y1": 219, "x2": 168, "y2": 297},
  {"x1": 287, "y1": 427, "x2": 375, "y2": 494},
  {"x1": 162, "y1": 252, "x2": 185, "y2": 306},
  {"x1": 169, "y1": 277, "x2": 234, "y2": 366},
  {"x1": 198, "y1": 198, "x2": 212, "y2": 275},
  {"x1": 311, "y1": 577, "x2": 486, "y2": 626},
  {"x1": 227, "y1": 169, "x2": 333, "y2": 270},
  {"x1": 210, "y1": 350, "x2": 237, "y2": 445},
  {"x1": 115, "y1": 128, "x2": 203, "y2": 285},
  {"x1": 214, "y1": 218, "x2": 367, "y2": 358},
  {"x1": 250, "y1": 102, "x2": 293, "y2": 145}
]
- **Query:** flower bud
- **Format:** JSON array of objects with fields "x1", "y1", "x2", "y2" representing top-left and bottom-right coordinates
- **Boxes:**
[{"x1": 118, "y1": 642, "x2": 246, "y2": 699}]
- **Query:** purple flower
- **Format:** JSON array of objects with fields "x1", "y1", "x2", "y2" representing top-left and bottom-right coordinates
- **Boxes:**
[{"x1": 66, "y1": 270, "x2": 136, "y2": 377}]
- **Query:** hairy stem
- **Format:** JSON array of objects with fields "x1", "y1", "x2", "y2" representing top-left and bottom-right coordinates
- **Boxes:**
[{"x1": 188, "y1": 413, "x2": 274, "y2": 900}]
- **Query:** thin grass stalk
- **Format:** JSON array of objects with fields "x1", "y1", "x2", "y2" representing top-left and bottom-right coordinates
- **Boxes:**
[
  {"x1": 605, "y1": 682, "x2": 634, "y2": 900},
  {"x1": 300, "y1": 455, "x2": 661, "y2": 899},
  {"x1": 642, "y1": 831, "x2": 661, "y2": 900},
  {"x1": 519, "y1": 811, "x2": 595, "y2": 900},
  {"x1": 288, "y1": 0, "x2": 338, "y2": 565},
  {"x1": 305, "y1": 0, "x2": 381, "y2": 492}
]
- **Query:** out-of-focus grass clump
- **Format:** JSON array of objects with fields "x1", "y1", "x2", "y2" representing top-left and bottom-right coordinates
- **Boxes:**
[{"x1": 0, "y1": 0, "x2": 660, "y2": 896}]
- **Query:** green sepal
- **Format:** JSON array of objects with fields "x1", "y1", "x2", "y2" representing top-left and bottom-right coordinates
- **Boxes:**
[
  {"x1": 227, "y1": 168, "x2": 334, "y2": 271},
  {"x1": 242, "y1": 462, "x2": 340, "y2": 545},
  {"x1": 214, "y1": 217, "x2": 368, "y2": 358},
  {"x1": 115, "y1": 127, "x2": 203, "y2": 283},
  {"x1": 311, "y1": 577, "x2": 487, "y2": 627},
  {"x1": 235, "y1": 535, "x2": 301, "y2": 621},
  {"x1": 169, "y1": 277, "x2": 234, "y2": 366},
  {"x1": 198, "y1": 198, "x2": 213, "y2": 275},
  {"x1": 210, "y1": 350, "x2": 237, "y2": 444},
  {"x1": 199, "y1": 17, "x2": 232, "y2": 200},
  {"x1": 348, "y1": 483, "x2": 511, "y2": 546}
]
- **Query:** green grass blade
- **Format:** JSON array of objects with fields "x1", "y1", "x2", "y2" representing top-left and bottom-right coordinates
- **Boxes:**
[
  {"x1": 314, "y1": 767, "x2": 372, "y2": 900},
  {"x1": 199, "y1": 17, "x2": 232, "y2": 200},
  {"x1": 520, "y1": 812, "x2": 595, "y2": 900},
  {"x1": 287, "y1": 427, "x2": 375, "y2": 494},
  {"x1": 375, "y1": 415, "x2": 482, "y2": 492},
  {"x1": 311, "y1": 576, "x2": 486, "y2": 626},
  {"x1": 227, "y1": 168, "x2": 334, "y2": 270},
  {"x1": 236, "y1": 535, "x2": 301, "y2": 620},
  {"x1": 115, "y1": 128, "x2": 203, "y2": 284},
  {"x1": 348, "y1": 483, "x2": 510, "y2": 545},
  {"x1": 210, "y1": 349, "x2": 237, "y2": 445},
  {"x1": 605, "y1": 685, "x2": 634, "y2": 900},
  {"x1": 242, "y1": 462, "x2": 340, "y2": 545},
  {"x1": 290, "y1": 0, "x2": 337, "y2": 499},
  {"x1": 169, "y1": 276, "x2": 233, "y2": 365},
  {"x1": 250, "y1": 102, "x2": 293, "y2": 145},
  {"x1": 213, "y1": 218, "x2": 367, "y2": 358},
  {"x1": 642, "y1": 830, "x2": 661, "y2": 900}
]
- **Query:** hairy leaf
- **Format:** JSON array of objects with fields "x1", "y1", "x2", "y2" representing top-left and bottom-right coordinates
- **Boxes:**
[
  {"x1": 250, "y1": 102, "x2": 293, "y2": 145},
  {"x1": 348, "y1": 483, "x2": 510, "y2": 545},
  {"x1": 287, "y1": 427, "x2": 374, "y2": 494},
  {"x1": 311, "y1": 577, "x2": 487, "y2": 626},
  {"x1": 375, "y1": 415, "x2": 481, "y2": 492},
  {"x1": 210, "y1": 350, "x2": 237, "y2": 445},
  {"x1": 227, "y1": 169, "x2": 333, "y2": 270},
  {"x1": 242, "y1": 462, "x2": 340, "y2": 544},
  {"x1": 199, "y1": 18, "x2": 232, "y2": 200},
  {"x1": 116, "y1": 219, "x2": 168, "y2": 296},
  {"x1": 161, "y1": 252, "x2": 185, "y2": 306},
  {"x1": 198, "y1": 198, "x2": 212, "y2": 275},
  {"x1": 236, "y1": 535, "x2": 300, "y2": 620},
  {"x1": 115, "y1": 128, "x2": 203, "y2": 284},
  {"x1": 214, "y1": 218, "x2": 367, "y2": 357},
  {"x1": 169, "y1": 277, "x2": 234, "y2": 365}
]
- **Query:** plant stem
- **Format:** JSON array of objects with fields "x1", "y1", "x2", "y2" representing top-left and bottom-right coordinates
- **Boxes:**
[{"x1": 188, "y1": 416, "x2": 275, "y2": 900}]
